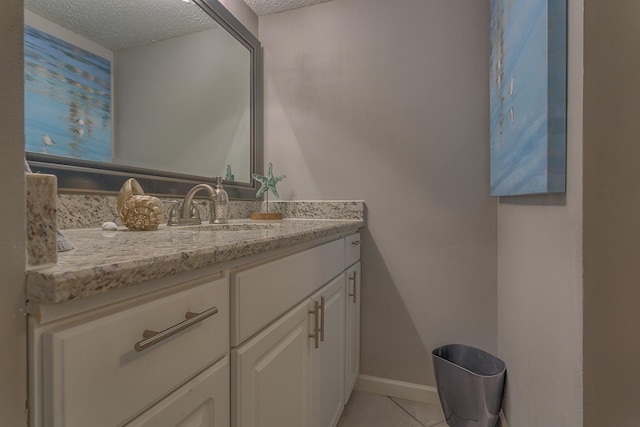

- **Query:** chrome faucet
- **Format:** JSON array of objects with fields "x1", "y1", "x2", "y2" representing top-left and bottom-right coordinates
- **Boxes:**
[{"x1": 177, "y1": 183, "x2": 216, "y2": 226}]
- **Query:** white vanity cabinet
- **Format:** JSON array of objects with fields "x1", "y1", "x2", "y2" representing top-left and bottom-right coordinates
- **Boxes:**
[
  {"x1": 30, "y1": 229, "x2": 362, "y2": 427},
  {"x1": 231, "y1": 234, "x2": 360, "y2": 427},
  {"x1": 31, "y1": 275, "x2": 229, "y2": 427}
]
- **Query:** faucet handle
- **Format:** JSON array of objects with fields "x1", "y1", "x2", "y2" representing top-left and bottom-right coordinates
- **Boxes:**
[
  {"x1": 192, "y1": 200, "x2": 209, "y2": 221},
  {"x1": 163, "y1": 200, "x2": 181, "y2": 226}
]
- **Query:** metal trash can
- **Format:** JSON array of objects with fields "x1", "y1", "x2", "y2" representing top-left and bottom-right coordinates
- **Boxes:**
[{"x1": 432, "y1": 344, "x2": 506, "y2": 427}]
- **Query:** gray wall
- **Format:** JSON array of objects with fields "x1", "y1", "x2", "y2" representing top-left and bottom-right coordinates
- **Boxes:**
[
  {"x1": 496, "y1": 0, "x2": 584, "y2": 425},
  {"x1": 0, "y1": 0, "x2": 28, "y2": 425},
  {"x1": 259, "y1": 0, "x2": 497, "y2": 385},
  {"x1": 583, "y1": 1, "x2": 640, "y2": 425}
]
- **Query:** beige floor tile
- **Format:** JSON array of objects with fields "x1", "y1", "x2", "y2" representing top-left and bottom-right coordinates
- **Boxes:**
[
  {"x1": 338, "y1": 391, "x2": 423, "y2": 427},
  {"x1": 390, "y1": 397, "x2": 445, "y2": 427}
]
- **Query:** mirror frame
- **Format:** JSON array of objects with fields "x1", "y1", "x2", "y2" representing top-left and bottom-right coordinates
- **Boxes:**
[{"x1": 25, "y1": 0, "x2": 263, "y2": 200}]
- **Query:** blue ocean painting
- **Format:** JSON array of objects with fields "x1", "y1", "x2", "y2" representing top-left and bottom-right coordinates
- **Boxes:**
[
  {"x1": 24, "y1": 25, "x2": 112, "y2": 162},
  {"x1": 489, "y1": 0, "x2": 566, "y2": 196}
]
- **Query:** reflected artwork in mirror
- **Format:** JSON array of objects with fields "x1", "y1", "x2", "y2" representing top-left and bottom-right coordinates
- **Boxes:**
[
  {"x1": 24, "y1": 24, "x2": 112, "y2": 162},
  {"x1": 24, "y1": 0, "x2": 262, "y2": 199}
]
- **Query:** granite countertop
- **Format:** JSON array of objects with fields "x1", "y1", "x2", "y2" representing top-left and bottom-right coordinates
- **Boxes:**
[{"x1": 26, "y1": 219, "x2": 363, "y2": 304}]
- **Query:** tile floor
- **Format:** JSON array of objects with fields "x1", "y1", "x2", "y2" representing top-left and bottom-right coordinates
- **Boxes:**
[{"x1": 337, "y1": 390, "x2": 448, "y2": 427}]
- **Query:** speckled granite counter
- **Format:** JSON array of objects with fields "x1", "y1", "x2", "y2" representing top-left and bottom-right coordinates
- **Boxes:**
[{"x1": 26, "y1": 219, "x2": 363, "y2": 304}]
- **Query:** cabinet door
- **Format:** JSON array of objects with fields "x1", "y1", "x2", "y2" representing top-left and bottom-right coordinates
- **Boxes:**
[
  {"x1": 345, "y1": 262, "x2": 361, "y2": 403},
  {"x1": 312, "y1": 275, "x2": 346, "y2": 427},
  {"x1": 233, "y1": 299, "x2": 313, "y2": 427},
  {"x1": 125, "y1": 356, "x2": 229, "y2": 427}
]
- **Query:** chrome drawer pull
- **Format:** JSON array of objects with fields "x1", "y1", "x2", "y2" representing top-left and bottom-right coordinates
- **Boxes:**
[
  {"x1": 319, "y1": 296, "x2": 325, "y2": 343},
  {"x1": 134, "y1": 307, "x2": 218, "y2": 352},
  {"x1": 348, "y1": 272, "x2": 357, "y2": 304},
  {"x1": 351, "y1": 240, "x2": 361, "y2": 246},
  {"x1": 309, "y1": 301, "x2": 320, "y2": 349}
]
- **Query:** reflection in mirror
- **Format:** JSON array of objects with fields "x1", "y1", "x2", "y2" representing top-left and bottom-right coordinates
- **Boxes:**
[{"x1": 24, "y1": 0, "x2": 262, "y2": 198}]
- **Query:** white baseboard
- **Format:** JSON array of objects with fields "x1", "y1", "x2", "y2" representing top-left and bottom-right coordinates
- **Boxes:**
[
  {"x1": 354, "y1": 374, "x2": 509, "y2": 426},
  {"x1": 354, "y1": 374, "x2": 440, "y2": 406},
  {"x1": 500, "y1": 410, "x2": 509, "y2": 427}
]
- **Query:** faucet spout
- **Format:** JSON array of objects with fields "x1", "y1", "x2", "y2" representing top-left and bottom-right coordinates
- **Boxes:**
[{"x1": 179, "y1": 183, "x2": 216, "y2": 225}]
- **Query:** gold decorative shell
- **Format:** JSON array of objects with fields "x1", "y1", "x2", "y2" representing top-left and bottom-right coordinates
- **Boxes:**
[{"x1": 117, "y1": 178, "x2": 165, "y2": 231}]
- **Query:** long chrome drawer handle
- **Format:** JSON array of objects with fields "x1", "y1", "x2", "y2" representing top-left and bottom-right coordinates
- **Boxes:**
[
  {"x1": 351, "y1": 240, "x2": 361, "y2": 246},
  {"x1": 319, "y1": 296, "x2": 325, "y2": 343},
  {"x1": 348, "y1": 272, "x2": 357, "y2": 304},
  {"x1": 309, "y1": 301, "x2": 320, "y2": 349},
  {"x1": 134, "y1": 307, "x2": 218, "y2": 352}
]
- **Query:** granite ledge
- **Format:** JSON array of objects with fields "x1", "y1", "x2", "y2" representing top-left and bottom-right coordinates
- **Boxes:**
[{"x1": 26, "y1": 219, "x2": 363, "y2": 304}]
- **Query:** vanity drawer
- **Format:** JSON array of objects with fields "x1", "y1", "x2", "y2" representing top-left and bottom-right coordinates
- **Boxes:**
[
  {"x1": 231, "y1": 238, "x2": 344, "y2": 345},
  {"x1": 41, "y1": 277, "x2": 229, "y2": 427},
  {"x1": 125, "y1": 356, "x2": 229, "y2": 427},
  {"x1": 344, "y1": 233, "x2": 361, "y2": 268}
]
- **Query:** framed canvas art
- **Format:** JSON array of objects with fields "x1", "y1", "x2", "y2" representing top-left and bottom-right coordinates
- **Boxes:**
[
  {"x1": 489, "y1": 0, "x2": 567, "y2": 196},
  {"x1": 24, "y1": 25, "x2": 112, "y2": 163}
]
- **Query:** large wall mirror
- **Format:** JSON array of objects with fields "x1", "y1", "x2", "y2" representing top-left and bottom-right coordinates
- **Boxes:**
[{"x1": 24, "y1": 0, "x2": 263, "y2": 199}]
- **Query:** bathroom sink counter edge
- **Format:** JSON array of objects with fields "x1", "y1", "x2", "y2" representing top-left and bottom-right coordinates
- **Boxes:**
[{"x1": 26, "y1": 219, "x2": 363, "y2": 304}]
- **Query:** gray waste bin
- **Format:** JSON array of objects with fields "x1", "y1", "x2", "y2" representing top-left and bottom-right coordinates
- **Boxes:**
[{"x1": 432, "y1": 344, "x2": 506, "y2": 427}]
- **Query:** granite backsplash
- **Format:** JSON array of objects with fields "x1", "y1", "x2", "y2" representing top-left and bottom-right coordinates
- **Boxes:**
[{"x1": 56, "y1": 195, "x2": 364, "y2": 229}]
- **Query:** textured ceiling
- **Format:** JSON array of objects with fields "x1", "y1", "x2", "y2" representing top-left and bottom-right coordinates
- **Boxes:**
[
  {"x1": 24, "y1": 0, "x2": 338, "y2": 50},
  {"x1": 24, "y1": 0, "x2": 217, "y2": 51},
  {"x1": 242, "y1": 0, "x2": 335, "y2": 16}
]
